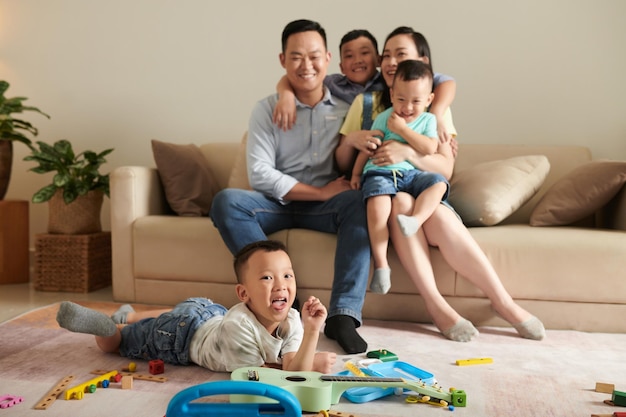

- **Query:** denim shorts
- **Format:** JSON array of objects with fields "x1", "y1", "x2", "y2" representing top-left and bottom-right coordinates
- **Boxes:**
[
  {"x1": 361, "y1": 168, "x2": 449, "y2": 200},
  {"x1": 361, "y1": 168, "x2": 458, "y2": 217},
  {"x1": 119, "y1": 297, "x2": 227, "y2": 365}
]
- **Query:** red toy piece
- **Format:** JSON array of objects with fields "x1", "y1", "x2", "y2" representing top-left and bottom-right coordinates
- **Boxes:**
[
  {"x1": 0, "y1": 395, "x2": 24, "y2": 409},
  {"x1": 149, "y1": 359, "x2": 165, "y2": 375}
]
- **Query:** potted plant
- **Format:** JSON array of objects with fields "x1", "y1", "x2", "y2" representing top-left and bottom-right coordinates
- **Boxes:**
[
  {"x1": 24, "y1": 139, "x2": 114, "y2": 234},
  {"x1": 0, "y1": 80, "x2": 50, "y2": 199}
]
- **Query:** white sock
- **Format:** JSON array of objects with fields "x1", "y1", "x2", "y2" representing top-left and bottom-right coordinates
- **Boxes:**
[
  {"x1": 56, "y1": 301, "x2": 117, "y2": 337},
  {"x1": 442, "y1": 318, "x2": 479, "y2": 342},
  {"x1": 111, "y1": 304, "x2": 135, "y2": 324},
  {"x1": 370, "y1": 268, "x2": 391, "y2": 294},
  {"x1": 397, "y1": 214, "x2": 420, "y2": 236},
  {"x1": 513, "y1": 316, "x2": 546, "y2": 340}
]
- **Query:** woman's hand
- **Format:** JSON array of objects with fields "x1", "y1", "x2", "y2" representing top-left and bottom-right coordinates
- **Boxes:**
[
  {"x1": 371, "y1": 140, "x2": 416, "y2": 166},
  {"x1": 343, "y1": 130, "x2": 383, "y2": 155}
]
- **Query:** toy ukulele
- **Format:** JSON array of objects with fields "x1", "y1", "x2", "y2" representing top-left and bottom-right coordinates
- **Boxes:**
[{"x1": 230, "y1": 367, "x2": 466, "y2": 412}]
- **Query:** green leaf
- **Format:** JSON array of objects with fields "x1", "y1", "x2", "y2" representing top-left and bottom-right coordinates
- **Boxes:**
[{"x1": 32, "y1": 185, "x2": 58, "y2": 203}]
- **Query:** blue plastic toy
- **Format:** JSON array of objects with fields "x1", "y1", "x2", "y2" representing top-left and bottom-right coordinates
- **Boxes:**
[{"x1": 165, "y1": 380, "x2": 302, "y2": 417}]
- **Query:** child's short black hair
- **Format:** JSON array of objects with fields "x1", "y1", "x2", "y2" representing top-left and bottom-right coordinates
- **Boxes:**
[
  {"x1": 233, "y1": 240, "x2": 288, "y2": 283},
  {"x1": 393, "y1": 60, "x2": 434, "y2": 90},
  {"x1": 339, "y1": 29, "x2": 378, "y2": 55}
]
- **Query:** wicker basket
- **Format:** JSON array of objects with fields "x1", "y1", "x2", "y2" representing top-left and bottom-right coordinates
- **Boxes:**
[{"x1": 34, "y1": 232, "x2": 112, "y2": 292}]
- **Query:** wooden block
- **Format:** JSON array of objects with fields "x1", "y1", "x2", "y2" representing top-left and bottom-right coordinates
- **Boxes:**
[
  {"x1": 0, "y1": 200, "x2": 29, "y2": 284},
  {"x1": 34, "y1": 375, "x2": 75, "y2": 410},
  {"x1": 613, "y1": 390, "x2": 626, "y2": 407},
  {"x1": 121, "y1": 375, "x2": 133, "y2": 390},
  {"x1": 596, "y1": 382, "x2": 615, "y2": 393},
  {"x1": 456, "y1": 357, "x2": 494, "y2": 366}
]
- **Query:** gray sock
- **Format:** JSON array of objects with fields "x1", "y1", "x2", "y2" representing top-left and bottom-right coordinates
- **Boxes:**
[
  {"x1": 370, "y1": 268, "x2": 391, "y2": 294},
  {"x1": 397, "y1": 214, "x2": 420, "y2": 236},
  {"x1": 111, "y1": 304, "x2": 135, "y2": 324},
  {"x1": 514, "y1": 316, "x2": 546, "y2": 340},
  {"x1": 442, "y1": 318, "x2": 479, "y2": 342},
  {"x1": 56, "y1": 301, "x2": 117, "y2": 337}
]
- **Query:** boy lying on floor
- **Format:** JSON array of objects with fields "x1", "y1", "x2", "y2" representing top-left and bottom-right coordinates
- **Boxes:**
[{"x1": 56, "y1": 240, "x2": 336, "y2": 373}]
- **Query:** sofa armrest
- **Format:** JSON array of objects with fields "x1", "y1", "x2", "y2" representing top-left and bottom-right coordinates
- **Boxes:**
[{"x1": 110, "y1": 166, "x2": 171, "y2": 302}]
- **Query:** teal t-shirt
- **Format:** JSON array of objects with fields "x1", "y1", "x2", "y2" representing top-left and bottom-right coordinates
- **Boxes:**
[{"x1": 362, "y1": 108, "x2": 438, "y2": 174}]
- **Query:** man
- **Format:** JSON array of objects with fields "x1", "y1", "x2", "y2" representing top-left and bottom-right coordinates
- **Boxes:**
[{"x1": 210, "y1": 19, "x2": 370, "y2": 354}]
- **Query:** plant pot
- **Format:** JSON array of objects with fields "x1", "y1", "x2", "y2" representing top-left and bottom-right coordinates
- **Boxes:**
[
  {"x1": 0, "y1": 140, "x2": 13, "y2": 200},
  {"x1": 48, "y1": 189, "x2": 103, "y2": 234}
]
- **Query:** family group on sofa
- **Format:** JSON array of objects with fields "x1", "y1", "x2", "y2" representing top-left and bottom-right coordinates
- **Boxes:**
[{"x1": 205, "y1": 19, "x2": 546, "y2": 355}]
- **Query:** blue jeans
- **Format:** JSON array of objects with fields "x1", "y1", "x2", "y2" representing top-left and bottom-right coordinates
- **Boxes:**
[
  {"x1": 119, "y1": 298, "x2": 227, "y2": 365},
  {"x1": 209, "y1": 189, "x2": 370, "y2": 324}
]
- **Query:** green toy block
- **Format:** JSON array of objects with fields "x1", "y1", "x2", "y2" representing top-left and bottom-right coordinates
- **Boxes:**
[
  {"x1": 366, "y1": 349, "x2": 398, "y2": 362},
  {"x1": 612, "y1": 390, "x2": 626, "y2": 407}
]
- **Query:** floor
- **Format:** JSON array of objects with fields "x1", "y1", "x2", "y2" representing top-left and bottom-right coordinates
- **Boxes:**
[{"x1": 0, "y1": 282, "x2": 114, "y2": 323}]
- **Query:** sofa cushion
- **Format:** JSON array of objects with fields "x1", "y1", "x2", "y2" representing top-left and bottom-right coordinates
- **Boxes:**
[
  {"x1": 151, "y1": 139, "x2": 219, "y2": 216},
  {"x1": 530, "y1": 160, "x2": 626, "y2": 226},
  {"x1": 449, "y1": 155, "x2": 550, "y2": 226},
  {"x1": 228, "y1": 133, "x2": 252, "y2": 190}
]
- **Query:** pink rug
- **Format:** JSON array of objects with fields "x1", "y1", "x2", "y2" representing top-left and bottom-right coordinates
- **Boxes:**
[{"x1": 1, "y1": 302, "x2": 625, "y2": 416}]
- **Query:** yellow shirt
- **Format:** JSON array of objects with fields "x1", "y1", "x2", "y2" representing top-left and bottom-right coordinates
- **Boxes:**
[{"x1": 340, "y1": 91, "x2": 457, "y2": 137}]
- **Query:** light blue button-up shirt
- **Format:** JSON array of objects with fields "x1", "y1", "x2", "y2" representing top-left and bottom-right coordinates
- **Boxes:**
[{"x1": 247, "y1": 89, "x2": 350, "y2": 203}]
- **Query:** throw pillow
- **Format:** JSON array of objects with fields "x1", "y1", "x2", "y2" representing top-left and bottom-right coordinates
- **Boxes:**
[
  {"x1": 449, "y1": 155, "x2": 550, "y2": 226},
  {"x1": 151, "y1": 139, "x2": 219, "y2": 216},
  {"x1": 530, "y1": 160, "x2": 626, "y2": 226}
]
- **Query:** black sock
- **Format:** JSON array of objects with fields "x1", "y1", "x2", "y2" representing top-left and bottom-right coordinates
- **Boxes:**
[{"x1": 324, "y1": 315, "x2": 367, "y2": 354}]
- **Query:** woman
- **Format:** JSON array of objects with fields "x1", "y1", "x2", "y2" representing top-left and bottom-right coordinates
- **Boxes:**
[{"x1": 336, "y1": 26, "x2": 545, "y2": 342}]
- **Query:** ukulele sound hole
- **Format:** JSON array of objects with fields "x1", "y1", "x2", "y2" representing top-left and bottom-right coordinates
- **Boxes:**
[{"x1": 285, "y1": 376, "x2": 307, "y2": 382}]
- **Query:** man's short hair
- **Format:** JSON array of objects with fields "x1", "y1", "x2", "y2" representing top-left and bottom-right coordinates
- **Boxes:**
[
  {"x1": 393, "y1": 60, "x2": 434, "y2": 91},
  {"x1": 281, "y1": 19, "x2": 327, "y2": 53},
  {"x1": 233, "y1": 240, "x2": 289, "y2": 283}
]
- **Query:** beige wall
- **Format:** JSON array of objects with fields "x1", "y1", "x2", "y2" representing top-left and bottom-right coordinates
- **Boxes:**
[{"x1": 1, "y1": 0, "x2": 625, "y2": 248}]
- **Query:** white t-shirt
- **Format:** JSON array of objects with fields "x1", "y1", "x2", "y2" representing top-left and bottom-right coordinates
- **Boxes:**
[{"x1": 188, "y1": 302, "x2": 303, "y2": 372}]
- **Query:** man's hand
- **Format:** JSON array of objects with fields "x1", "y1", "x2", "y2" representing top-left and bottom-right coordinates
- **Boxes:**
[
  {"x1": 319, "y1": 177, "x2": 352, "y2": 200},
  {"x1": 300, "y1": 296, "x2": 327, "y2": 332},
  {"x1": 312, "y1": 351, "x2": 337, "y2": 374}
]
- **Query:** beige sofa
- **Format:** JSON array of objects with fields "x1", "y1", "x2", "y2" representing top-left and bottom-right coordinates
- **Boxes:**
[{"x1": 110, "y1": 137, "x2": 626, "y2": 333}]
